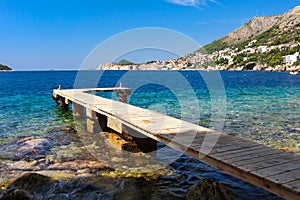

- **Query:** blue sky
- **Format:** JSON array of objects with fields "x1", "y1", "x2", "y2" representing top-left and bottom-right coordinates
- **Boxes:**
[{"x1": 0, "y1": 0, "x2": 299, "y2": 70}]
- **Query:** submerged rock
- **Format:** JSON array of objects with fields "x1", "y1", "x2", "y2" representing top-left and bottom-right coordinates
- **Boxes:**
[
  {"x1": 0, "y1": 173, "x2": 51, "y2": 200},
  {"x1": 186, "y1": 178, "x2": 236, "y2": 200},
  {"x1": 7, "y1": 173, "x2": 51, "y2": 190},
  {"x1": 0, "y1": 178, "x2": 8, "y2": 190},
  {"x1": 47, "y1": 159, "x2": 107, "y2": 171},
  {"x1": 0, "y1": 136, "x2": 54, "y2": 161},
  {"x1": 0, "y1": 172, "x2": 181, "y2": 200},
  {"x1": 108, "y1": 132, "x2": 141, "y2": 153},
  {"x1": 0, "y1": 173, "x2": 105, "y2": 199},
  {"x1": 113, "y1": 178, "x2": 184, "y2": 200},
  {"x1": 0, "y1": 127, "x2": 182, "y2": 199},
  {"x1": 0, "y1": 189, "x2": 31, "y2": 200}
]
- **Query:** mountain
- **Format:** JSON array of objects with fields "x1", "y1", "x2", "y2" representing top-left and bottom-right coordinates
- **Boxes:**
[
  {"x1": 187, "y1": 5, "x2": 300, "y2": 72},
  {"x1": 204, "y1": 5, "x2": 300, "y2": 53}
]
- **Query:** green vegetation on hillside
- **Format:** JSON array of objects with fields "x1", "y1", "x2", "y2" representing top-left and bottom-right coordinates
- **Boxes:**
[
  {"x1": 201, "y1": 61, "x2": 216, "y2": 68},
  {"x1": 216, "y1": 58, "x2": 229, "y2": 65},
  {"x1": 0, "y1": 64, "x2": 12, "y2": 71},
  {"x1": 231, "y1": 25, "x2": 280, "y2": 51},
  {"x1": 202, "y1": 39, "x2": 229, "y2": 54},
  {"x1": 114, "y1": 59, "x2": 135, "y2": 65},
  {"x1": 230, "y1": 45, "x2": 300, "y2": 67},
  {"x1": 293, "y1": 58, "x2": 300, "y2": 66},
  {"x1": 189, "y1": 7, "x2": 300, "y2": 70},
  {"x1": 202, "y1": 21, "x2": 300, "y2": 54}
]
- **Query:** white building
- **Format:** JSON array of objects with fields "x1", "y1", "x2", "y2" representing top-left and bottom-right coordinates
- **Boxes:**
[
  {"x1": 240, "y1": 48, "x2": 255, "y2": 54},
  {"x1": 257, "y1": 46, "x2": 268, "y2": 53},
  {"x1": 283, "y1": 52, "x2": 299, "y2": 65}
]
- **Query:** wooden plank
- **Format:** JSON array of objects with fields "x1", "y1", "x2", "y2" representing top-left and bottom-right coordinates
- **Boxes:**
[
  {"x1": 223, "y1": 147, "x2": 281, "y2": 163},
  {"x1": 252, "y1": 160, "x2": 300, "y2": 177},
  {"x1": 239, "y1": 157, "x2": 297, "y2": 173},
  {"x1": 190, "y1": 138, "x2": 240, "y2": 154},
  {"x1": 182, "y1": 148, "x2": 296, "y2": 199},
  {"x1": 283, "y1": 179, "x2": 300, "y2": 193},
  {"x1": 240, "y1": 154, "x2": 300, "y2": 172},
  {"x1": 267, "y1": 168, "x2": 300, "y2": 184},
  {"x1": 209, "y1": 144, "x2": 263, "y2": 157},
  {"x1": 229, "y1": 152, "x2": 294, "y2": 168},
  {"x1": 226, "y1": 151, "x2": 286, "y2": 163},
  {"x1": 212, "y1": 146, "x2": 271, "y2": 162}
]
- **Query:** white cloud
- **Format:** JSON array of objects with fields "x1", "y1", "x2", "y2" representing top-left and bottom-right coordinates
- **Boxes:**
[{"x1": 166, "y1": 0, "x2": 218, "y2": 8}]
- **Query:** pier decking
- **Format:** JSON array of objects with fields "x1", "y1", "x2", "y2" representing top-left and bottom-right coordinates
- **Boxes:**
[{"x1": 53, "y1": 87, "x2": 300, "y2": 199}]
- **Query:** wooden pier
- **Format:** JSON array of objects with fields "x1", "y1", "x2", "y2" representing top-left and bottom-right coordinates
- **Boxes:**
[{"x1": 53, "y1": 87, "x2": 300, "y2": 199}]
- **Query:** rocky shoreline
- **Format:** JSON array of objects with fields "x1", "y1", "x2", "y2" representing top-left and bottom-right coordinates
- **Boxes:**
[
  {"x1": 0, "y1": 126, "x2": 237, "y2": 199},
  {"x1": 212, "y1": 63, "x2": 300, "y2": 72},
  {"x1": 0, "y1": 127, "x2": 177, "y2": 199},
  {"x1": 98, "y1": 60, "x2": 300, "y2": 72}
]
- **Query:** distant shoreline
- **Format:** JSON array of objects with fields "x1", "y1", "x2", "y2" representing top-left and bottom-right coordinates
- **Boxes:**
[
  {"x1": 0, "y1": 70, "x2": 13, "y2": 72},
  {"x1": 2, "y1": 69, "x2": 299, "y2": 73}
]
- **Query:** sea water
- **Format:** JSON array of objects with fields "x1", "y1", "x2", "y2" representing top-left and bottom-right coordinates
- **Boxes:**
[{"x1": 0, "y1": 70, "x2": 299, "y2": 199}]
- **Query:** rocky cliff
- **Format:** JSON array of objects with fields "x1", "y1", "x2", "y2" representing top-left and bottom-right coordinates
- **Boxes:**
[
  {"x1": 208, "y1": 5, "x2": 300, "y2": 49},
  {"x1": 191, "y1": 5, "x2": 300, "y2": 72}
]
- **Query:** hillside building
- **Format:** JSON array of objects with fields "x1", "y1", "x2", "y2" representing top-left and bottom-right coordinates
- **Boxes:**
[{"x1": 283, "y1": 52, "x2": 299, "y2": 65}]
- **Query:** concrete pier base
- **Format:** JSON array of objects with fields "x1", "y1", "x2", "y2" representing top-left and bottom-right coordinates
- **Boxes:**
[{"x1": 96, "y1": 113, "x2": 111, "y2": 132}]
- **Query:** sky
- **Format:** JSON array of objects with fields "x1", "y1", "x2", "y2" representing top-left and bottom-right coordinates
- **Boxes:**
[{"x1": 0, "y1": 0, "x2": 299, "y2": 70}]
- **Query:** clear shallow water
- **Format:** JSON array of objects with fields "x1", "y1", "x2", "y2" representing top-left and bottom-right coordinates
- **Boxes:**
[{"x1": 0, "y1": 70, "x2": 299, "y2": 199}]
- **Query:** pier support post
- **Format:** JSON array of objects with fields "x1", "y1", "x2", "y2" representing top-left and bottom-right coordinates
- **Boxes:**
[
  {"x1": 86, "y1": 108, "x2": 101, "y2": 133},
  {"x1": 60, "y1": 97, "x2": 69, "y2": 108},
  {"x1": 87, "y1": 118, "x2": 98, "y2": 133},
  {"x1": 122, "y1": 126, "x2": 157, "y2": 153},
  {"x1": 116, "y1": 84, "x2": 131, "y2": 103},
  {"x1": 73, "y1": 103, "x2": 85, "y2": 117},
  {"x1": 86, "y1": 108, "x2": 97, "y2": 119},
  {"x1": 96, "y1": 113, "x2": 111, "y2": 132}
]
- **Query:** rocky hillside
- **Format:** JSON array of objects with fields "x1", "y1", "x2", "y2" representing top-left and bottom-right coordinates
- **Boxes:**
[
  {"x1": 223, "y1": 16, "x2": 279, "y2": 46},
  {"x1": 204, "y1": 5, "x2": 300, "y2": 53},
  {"x1": 181, "y1": 5, "x2": 299, "y2": 72}
]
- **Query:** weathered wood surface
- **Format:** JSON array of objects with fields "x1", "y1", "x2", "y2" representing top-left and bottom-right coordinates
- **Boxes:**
[{"x1": 53, "y1": 88, "x2": 300, "y2": 200}]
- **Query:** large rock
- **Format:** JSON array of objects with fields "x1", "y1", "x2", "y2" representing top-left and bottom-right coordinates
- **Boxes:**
[
  {"x1": 186, "y1": 178, "x2": 236, "y2": 200},
  {"x1": 107, "y1": 133, "x2": 141, "y2": 153},
  {"x1": 0, "y1": 173, "x2": 106, "y2": 199},
  {"x1": 0, "y1": 173, "x2": 51, "y2": 200},
  {"x1": 0, "y1": 189, "x2": 31, "y2": 200},
  {"x1": 7, "y1": 173, "x2": 51, "y2": 190},
  {"x1": 0, "y1": 137, "x2": 53, "y2": 161}
]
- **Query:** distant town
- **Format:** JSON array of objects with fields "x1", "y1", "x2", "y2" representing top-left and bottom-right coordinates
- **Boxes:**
[{"x1": 98, "y1": 40, "x2": 300, "y2": 72}]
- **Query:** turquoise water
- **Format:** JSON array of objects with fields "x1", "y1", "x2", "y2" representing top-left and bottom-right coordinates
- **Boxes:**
[{"x1": 0, "y1": 70, "x2": 299, "y2": 199}]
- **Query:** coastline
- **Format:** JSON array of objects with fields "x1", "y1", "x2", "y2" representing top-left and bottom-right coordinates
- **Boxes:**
[
  {"x1": 0, "y1": 70, "x2": 13, "y2": 72},
  {"x1": 97, "y1": 62, "x2": 300, "y2": 72}
]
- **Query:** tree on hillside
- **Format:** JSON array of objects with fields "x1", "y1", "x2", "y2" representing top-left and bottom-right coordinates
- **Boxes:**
[
  {"x1": 115, "y1": 59, "x2": 134, "y2": 65},
  {"x1": 293, "y1": 59, "x2": 300, "y2": 66},
  {"x1": 269, "y1": 54, "x2": 283, "y2": 67}
]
